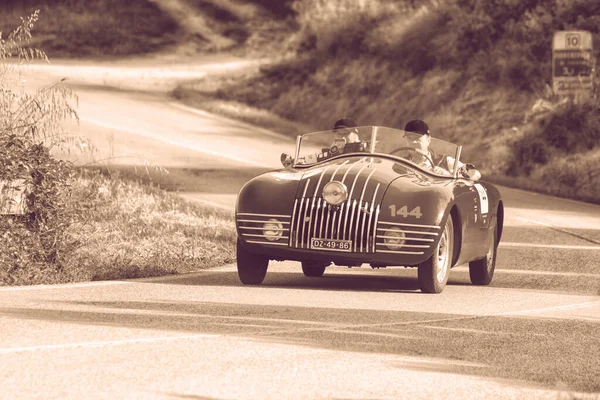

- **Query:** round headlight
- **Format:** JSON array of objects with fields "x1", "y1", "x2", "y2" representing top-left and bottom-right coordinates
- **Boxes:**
[
  {"x1": 384, "y1": 227, "x2": 406, "y2": 250},
  {"x1": 322, "y1": 181, "x2": 348, "y2": 206},
  {"x1": 263, "y1": 219, "x2": 283, "y2": 241}
]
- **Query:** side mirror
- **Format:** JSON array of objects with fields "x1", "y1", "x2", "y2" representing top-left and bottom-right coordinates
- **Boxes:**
[
  {"x1": 460, "y1": 163, "x2": 481, "y2": 181},
  {"x1": 280, "y1": 153, "x2": 293, "y2": 168}
]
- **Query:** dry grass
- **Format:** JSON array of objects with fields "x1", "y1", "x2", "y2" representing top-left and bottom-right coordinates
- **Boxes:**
[{"x1": 0, "y1": 169, "x2": 236, "y2": 286}]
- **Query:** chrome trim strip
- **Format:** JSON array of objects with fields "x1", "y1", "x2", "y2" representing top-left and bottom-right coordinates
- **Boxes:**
[
  {"x1": 289, "y1": 198, "x2": 299, "y2": 246},
  {"x1": 346, "y1": 199, "x2": 358, "y2": 241},
  {"x1": 377, "y1": 228, "x2": 439, "y2": 236},
  {"x1": 340, "y1": 158, "x2": 364, "y2": 185},
  {"x1": 313, "y1": 198, "x2": 322, "y2": 238},
  {"x1": 246, "y1": 240, "x2": 289, "y2": 247},
  {"x1": 359, "y1": 201, "x2": 368, "y2": 253},
  {"x1": 307, "y1": 197, "x2": 316, "y2": 245},
  {"x1": 313, "y1": 165, "x2": 331, "y2": 198},
  {"x1": 377, "y1": 236, "x2": 434, "y2": 243},
  {"x1": 239, "y1": 226, "x2": 290, "y2": 231},
  {"x1": 242, "y1": 233, "x2": 290, "y2": 240},
  {"x1": 366, "y1": 183, "x2": 380, "y2": 254},
  {"x1": 300, "y1": 193, "x2": 311, "y2": 248},
  {"x1": 376, "y1": 242, "x2": 430, "y2": 249},
  {"x1": 377, "y1": 250, "x2": 425, "y2": 255},
  {"x1": 237, "y1": 213, "x2": 291, "y2": 218},
  {"x1": 341, "y1": 161, "x2": 369, "y2": 241},
  {"x1": 296, "y1": 179, "x2": 311, "y2": 248},
  {"x1": 238, "y1": 219, "x2": 291, "y2": 224},
  {"x1": 336, "y1": 203, "x2": 345, "y2": 240},
  {"x1": 329, "y1": 160, "x2": 350, "y2": 182},
  {"x1": 324, "y1": 204, "x2": 332, "y2": 240},
  {"x1": 372, "y1": 204, "x2": 381, "y2": 253},
  {"x1": 378, "y1": 221, "x2": 441, "y2": 229},
  {"x1": 319, "y1": 200, "x2": 327, "y2": 239},
  {"x1": 331, "y1": 208, "x2": 338, "y2": 240},
  {"x1": 355, "y1": 167, "x2": 375, "y2": 252}
]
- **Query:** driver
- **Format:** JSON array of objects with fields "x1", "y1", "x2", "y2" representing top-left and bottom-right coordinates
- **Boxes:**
[
  {"x1": 332, "y1": 117, "x2": 360, "y2": 144},
  {"x1": 403, "y1": 119, "x2": 459, "y2": 175},
  {"x1": 280, "y1": 117, "x2": 361, "y2": 167}
]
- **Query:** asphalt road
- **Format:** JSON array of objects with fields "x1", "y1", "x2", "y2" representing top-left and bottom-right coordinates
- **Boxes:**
[{"x1": 2, "y1": 59, "x2": 599, "y2": 399}]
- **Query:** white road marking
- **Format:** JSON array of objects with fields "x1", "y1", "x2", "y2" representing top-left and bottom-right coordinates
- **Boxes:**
[
  {"x1": 496, "y1": 300, "x2": 600, "y2": 316},
  {"x1": 170, "y1": 102, "x2": 292, "y2": 141},
  {"x1": 78, "y1": 115, "x2": 271, "y2": 167},
  {"x1": 500, "y1": 242, "x2": 600, "y2": 250},
  {"x1": 516, "y1": 216, "x2": 600, "y2": 245},
  {"x1": 0, "y1": 333, "x2": 220, "y2": 355},
  {"x1": 0, "y1": 281, "x2": 131, "y2": 292},
  {"x1": 494, "y1": 268, "x2": 600, "y2": 278}
]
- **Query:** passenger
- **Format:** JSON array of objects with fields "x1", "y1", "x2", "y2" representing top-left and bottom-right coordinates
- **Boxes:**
[{"x1": 403, "y1": 119, "x2": 461, "y2": 175}]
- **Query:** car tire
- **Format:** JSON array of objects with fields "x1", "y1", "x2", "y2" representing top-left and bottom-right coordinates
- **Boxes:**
[
  {"x1": 469, "y1": 218, "x2": 498, "y2": 286},
  {"x1": 418, "y1": 215, "x2": 454, "y2": 294},
  {"x1": 236, "y1": 239, "x2": 269, "y2": 285},
  {"x1": 301, "y1": 261, "x2": 329, "y2": 277}
]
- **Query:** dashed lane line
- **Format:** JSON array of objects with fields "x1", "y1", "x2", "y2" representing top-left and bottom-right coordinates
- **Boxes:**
[
  {"x1": 0, "y1": 334, "x2": 220, "y2": 355},
  {"x1": 500, "y1": 242, "x2": 600, "y2": 250}
]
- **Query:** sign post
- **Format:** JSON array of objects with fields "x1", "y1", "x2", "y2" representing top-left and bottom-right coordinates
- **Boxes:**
[{"x1": 552, "y1": 30, "x2": 594, "y2": 97}]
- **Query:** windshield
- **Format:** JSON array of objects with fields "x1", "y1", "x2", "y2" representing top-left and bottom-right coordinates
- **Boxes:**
[{"x1": 294, "y1": 126, "x2": 462, "y2": 175}]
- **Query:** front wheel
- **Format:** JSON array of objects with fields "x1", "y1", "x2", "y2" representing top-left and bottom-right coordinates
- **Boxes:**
[
  {"x1": 418, "y1": 216, "x2": 454, "y2": 293},
  {"x1": 237, "y1": 239, "x2": 269, "y2": 285},
  {"x1": 301, "y1": 261, "x2": 329, "y2": 277},
  {"x1": 469, "y1": 218, "x2": 498, "y2": 285}
]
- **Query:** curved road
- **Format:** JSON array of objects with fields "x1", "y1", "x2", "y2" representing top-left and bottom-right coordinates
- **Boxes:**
[{"x1": 1, "y1": 60, "x2": 599, "y2": 399}]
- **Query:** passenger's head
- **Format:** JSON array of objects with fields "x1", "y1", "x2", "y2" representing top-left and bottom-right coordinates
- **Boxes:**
[{"x1": 404, "y1": 119, "x2": 431, "y2": 151}]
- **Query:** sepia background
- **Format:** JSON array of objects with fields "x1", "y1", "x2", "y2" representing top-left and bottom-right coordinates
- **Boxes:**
[{"x1": 1, "y1": 1, "x2": 599, "y2": 399}]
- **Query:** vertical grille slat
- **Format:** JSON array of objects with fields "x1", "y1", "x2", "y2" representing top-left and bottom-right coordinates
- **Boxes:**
[{"x1": 358, "y1": 202, "x2": 368, "y2": 253}]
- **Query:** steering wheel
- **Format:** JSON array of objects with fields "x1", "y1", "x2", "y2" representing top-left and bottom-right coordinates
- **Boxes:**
[{"x1": 389, "y1": 146, "x2": 435, "y2": 168}]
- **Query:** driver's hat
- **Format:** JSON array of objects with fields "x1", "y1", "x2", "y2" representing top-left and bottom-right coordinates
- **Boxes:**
[
  {"x1": 333, "y1": 117, "x2": 357, "y2": 130},
  {"x1": 404, "y1": 119, "x2": 430, "y2": 135}
]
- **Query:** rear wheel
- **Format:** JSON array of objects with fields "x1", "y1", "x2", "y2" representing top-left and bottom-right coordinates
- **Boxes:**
[
  {"x1": 469, "y1": 218, "x2": 498, "y2": 285},
  {"x1": 418, "y1": 216, "x2": 454, "y2": 293},
  {"x1": 236, "y1": 239, "x2": 269, "y2": 285},
  {"x1": 301, "y1": 261, "x2": 329, "y2": 277}
]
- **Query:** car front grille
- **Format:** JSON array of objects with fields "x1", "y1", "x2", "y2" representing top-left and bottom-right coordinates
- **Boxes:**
[{"x1": 289, "y1": 160, "x2": 382, "y2": 253}]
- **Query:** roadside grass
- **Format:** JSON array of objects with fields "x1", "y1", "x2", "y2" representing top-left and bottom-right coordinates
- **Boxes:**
[
  {"x1": 0, "y1": 169, "x2": 236, "y2": 286},
  {"x1": 0, "y1": 0, "x2": 181, "y2": 58}
]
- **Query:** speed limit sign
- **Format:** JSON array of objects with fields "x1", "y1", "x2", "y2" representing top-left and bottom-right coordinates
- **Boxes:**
[{"x1": 552, "y1": 31, "x2": 594, "y2": 96}]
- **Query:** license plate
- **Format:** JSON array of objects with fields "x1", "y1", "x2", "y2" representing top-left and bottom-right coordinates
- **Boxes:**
[{"x1": 310, "y1": 238, "x2": 352, "y2": 252}]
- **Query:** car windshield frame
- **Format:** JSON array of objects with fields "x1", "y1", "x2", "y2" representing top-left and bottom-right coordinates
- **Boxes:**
[{"x1": 292, "y1": 125, "x2": 462, "y2": 177}]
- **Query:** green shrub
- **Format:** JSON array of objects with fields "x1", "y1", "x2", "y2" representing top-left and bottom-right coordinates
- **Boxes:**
[
  {"x1": 1, "y1": 11, "x2": 83, "y2": 270},
  {"x1": 539, "y1": 100, "x2": 600, "y2": 152}
]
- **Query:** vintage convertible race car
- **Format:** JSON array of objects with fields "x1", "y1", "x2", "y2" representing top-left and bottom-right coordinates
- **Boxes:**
[{"x1": 235, "y1": 126, "x2": 503, "y2": 293}]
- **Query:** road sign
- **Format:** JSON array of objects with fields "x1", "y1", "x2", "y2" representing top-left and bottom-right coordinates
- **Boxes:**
[
  {"x1": 0, "y1": 179, "x2": 27, "y2": 215},
  {"x1": 552, "y1": 31, "x2": 594, "y2": 96}
]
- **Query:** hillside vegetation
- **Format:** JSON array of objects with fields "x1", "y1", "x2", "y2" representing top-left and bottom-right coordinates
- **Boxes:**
[{"x1": 196, "y1": 0, "x2": 600, "y2": 203}]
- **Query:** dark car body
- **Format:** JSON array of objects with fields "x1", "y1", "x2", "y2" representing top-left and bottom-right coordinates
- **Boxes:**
[{"x1": 235, "y1": 126, "x2": 504, "y2": 293}]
